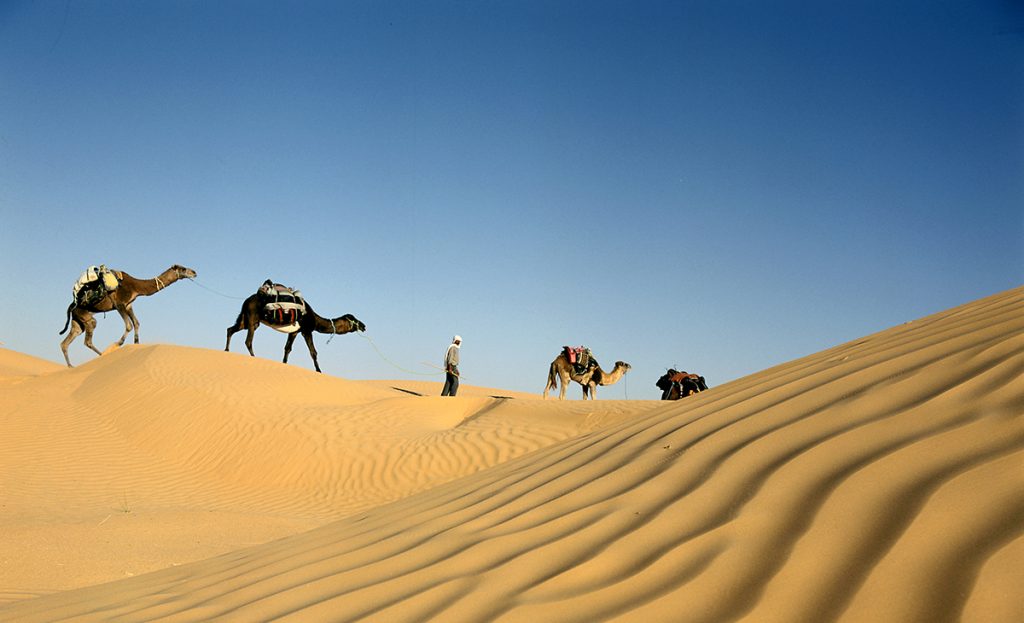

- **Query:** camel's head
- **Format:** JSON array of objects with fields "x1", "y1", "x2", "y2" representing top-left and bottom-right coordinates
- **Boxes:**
[
  {"x1": 340, "y1": 314, "x2": 366, "y2": 333},
  {"x1": 615, "y1": 361, "x2": 632, "y2": 373},
  {"x1": 172, "y1": 265, "x2": 198, "y2": 280}
]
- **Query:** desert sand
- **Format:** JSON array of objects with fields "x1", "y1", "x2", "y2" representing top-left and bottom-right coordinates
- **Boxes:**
[{"x1": 0, "y1": 286, "x2": 1021, "y2": 622}]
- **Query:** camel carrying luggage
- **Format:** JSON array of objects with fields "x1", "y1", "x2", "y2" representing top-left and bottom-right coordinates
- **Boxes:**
[
  {"x1": 72, "y1": 265, "x2": 119, "y2": 307},
  {"x1": 656, "y1": 369, "x2": 708, "y2": 400},
  {"x1": 257, "y1": 280, "x2": 307, "y2": 333}
]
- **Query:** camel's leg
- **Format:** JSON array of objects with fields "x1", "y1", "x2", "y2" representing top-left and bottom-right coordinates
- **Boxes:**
[
  {"x1": 582, "y1": 380, "x2": 599, "y2": 400},
  {"x1": 301, "y1": 331, "x2": 322, "y2": 373},
  {"x1": 225, "y1": 316, "x2": 248, "y2": 352},
  {"x1": 60, "y1": 321, "x2": 84, "y2": 367},
  {"x1": 115, "y1": 305, "x2": 133, "y2": 346},
  {"x1": 225, "y1": 325, "x2": 238, "y2": 351},
  {"x1": 244, "y1": 326, "x2": 257, "y2": 357},
  {"x1": 283, "y1": 332, "x2": 298, "y2": 364},
  {"x1": 558, "y1": 370, "x2": 569, "y2": 400},
  {"x1": 126, "y1": 305, "x2": 141, "y2": 344},
  {"x1": 543, "y1": 363, "x2": 557, "y2": 399},
  {"x1": 82, "y1": 317, "x2": 103, "y2": 358}
]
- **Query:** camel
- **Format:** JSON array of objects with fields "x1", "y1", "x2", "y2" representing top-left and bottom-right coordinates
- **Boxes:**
[
  {"x1": 59, "y1": 264, "x2": 198, "y2": 367},
  {"x1": 224, "y1": 286, "x2": 366, "y2": 373},
  {"x1": 543, "y1": 352, "x2": 631, "y2": 400},
  {"x1": 656, "y1": 369, "x2": 708, "y2": 400}
]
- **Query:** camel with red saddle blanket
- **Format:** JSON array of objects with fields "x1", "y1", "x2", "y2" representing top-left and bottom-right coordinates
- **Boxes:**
[
  {"x1": 225, "y1": 280, "x2": 366, "y2": 373},
  {"x1": 543, "y1": 346, "x2": 631, "y2": 400}
]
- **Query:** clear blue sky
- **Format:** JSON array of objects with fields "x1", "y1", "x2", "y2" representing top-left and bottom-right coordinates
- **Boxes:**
[{"x1": 2, "y1": 0, "x2": 1021, "y2": 398}]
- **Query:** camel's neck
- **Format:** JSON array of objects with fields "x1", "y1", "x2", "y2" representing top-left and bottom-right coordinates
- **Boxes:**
[
  {"x1": 312, "y1": 313, "x2": 336, "y2": 334},
  {"x1": 595, "y1": 366, "x2": 627, "y2": 386},
  {"x1": 127, "y1": 268, "x2": 184, "y2": 296},
  {"x1": 312, "y1": 312, "x2": 354, "y2": 335}
]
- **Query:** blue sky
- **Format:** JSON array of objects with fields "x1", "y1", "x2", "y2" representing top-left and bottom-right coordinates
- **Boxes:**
[{"x1": 1, "y1": 0, "x2": 1021, "y2": 398}]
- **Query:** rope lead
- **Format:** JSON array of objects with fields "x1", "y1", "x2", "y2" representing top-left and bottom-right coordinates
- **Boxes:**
[
  {"x1": 357, "y1": 333, "x2": 445, "y2": 377},
  {"x1": 186, "y1": 278, "x2": 247, "y2": 300}
]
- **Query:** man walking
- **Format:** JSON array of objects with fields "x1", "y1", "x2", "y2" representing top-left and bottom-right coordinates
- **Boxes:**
[{"x1": 441, "y1": 335, "x2": 461, "y2": 396}]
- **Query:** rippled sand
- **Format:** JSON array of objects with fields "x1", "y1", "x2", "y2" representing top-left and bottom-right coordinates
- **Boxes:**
[{"x1": 1, "y1": 287, "x2": 1021, "y2": 622}]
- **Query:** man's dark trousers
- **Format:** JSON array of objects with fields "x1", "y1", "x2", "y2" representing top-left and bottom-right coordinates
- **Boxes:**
[{"x1": 441, "y1": 369, "x2": 459, "y2": 396}]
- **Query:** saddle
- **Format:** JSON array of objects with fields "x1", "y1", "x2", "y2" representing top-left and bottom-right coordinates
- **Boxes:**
[
  {"x1": 72, "y1": 265, "x2": 120, "y2": 307},
  {"x1": 258, "y1": 280, "x2": 307, "y2": 333},
  {"x1": 563, "y1": 346, "x2": 593, "y2": 375}
]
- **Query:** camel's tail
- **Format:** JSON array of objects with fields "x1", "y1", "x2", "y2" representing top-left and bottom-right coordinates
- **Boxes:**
[
  {"x1": 232, "y1": 309, "x2": 246, "y2": 330},
  {"x1": 546, "y1": 362, "x2": 559, "y2": 392},
  {"x1": 58, "y1": 301, "x2": 75, "y2": 335}
]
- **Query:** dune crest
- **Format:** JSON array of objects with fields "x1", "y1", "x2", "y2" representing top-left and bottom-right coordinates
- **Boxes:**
[
  {"x1": 0, "y1": 348, "x2": 62, "y2": 378},
  {"x1": 1, "y1": 287, "x2": 1022, "y2": 622}
]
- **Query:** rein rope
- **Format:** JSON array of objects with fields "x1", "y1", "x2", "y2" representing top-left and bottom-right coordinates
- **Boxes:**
[
  {"x1": 357, "y1": 333, "x2": 447, "y2": 378},
  {"x1": 186, "y1": 277, "x2": 247, "y2": 300},
  {"x1": 325, "y1": 317, "x2": 338, "y2": 344}
]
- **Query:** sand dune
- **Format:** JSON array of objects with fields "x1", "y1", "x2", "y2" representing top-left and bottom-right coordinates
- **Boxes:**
[
  {"x1": 1, "y1": 287, "x2": 1021, "y2": 621},
  {"x1": 0, "y1": 345, "x2": 656, "y2": 604},
  {"x1": 0, "y1": 347, "x2": 63, "y2": 378}
]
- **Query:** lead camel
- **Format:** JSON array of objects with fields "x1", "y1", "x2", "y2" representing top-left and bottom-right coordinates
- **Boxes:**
[{"x1": 59, "y1": 264, "x2": 198, "y2": 367}]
